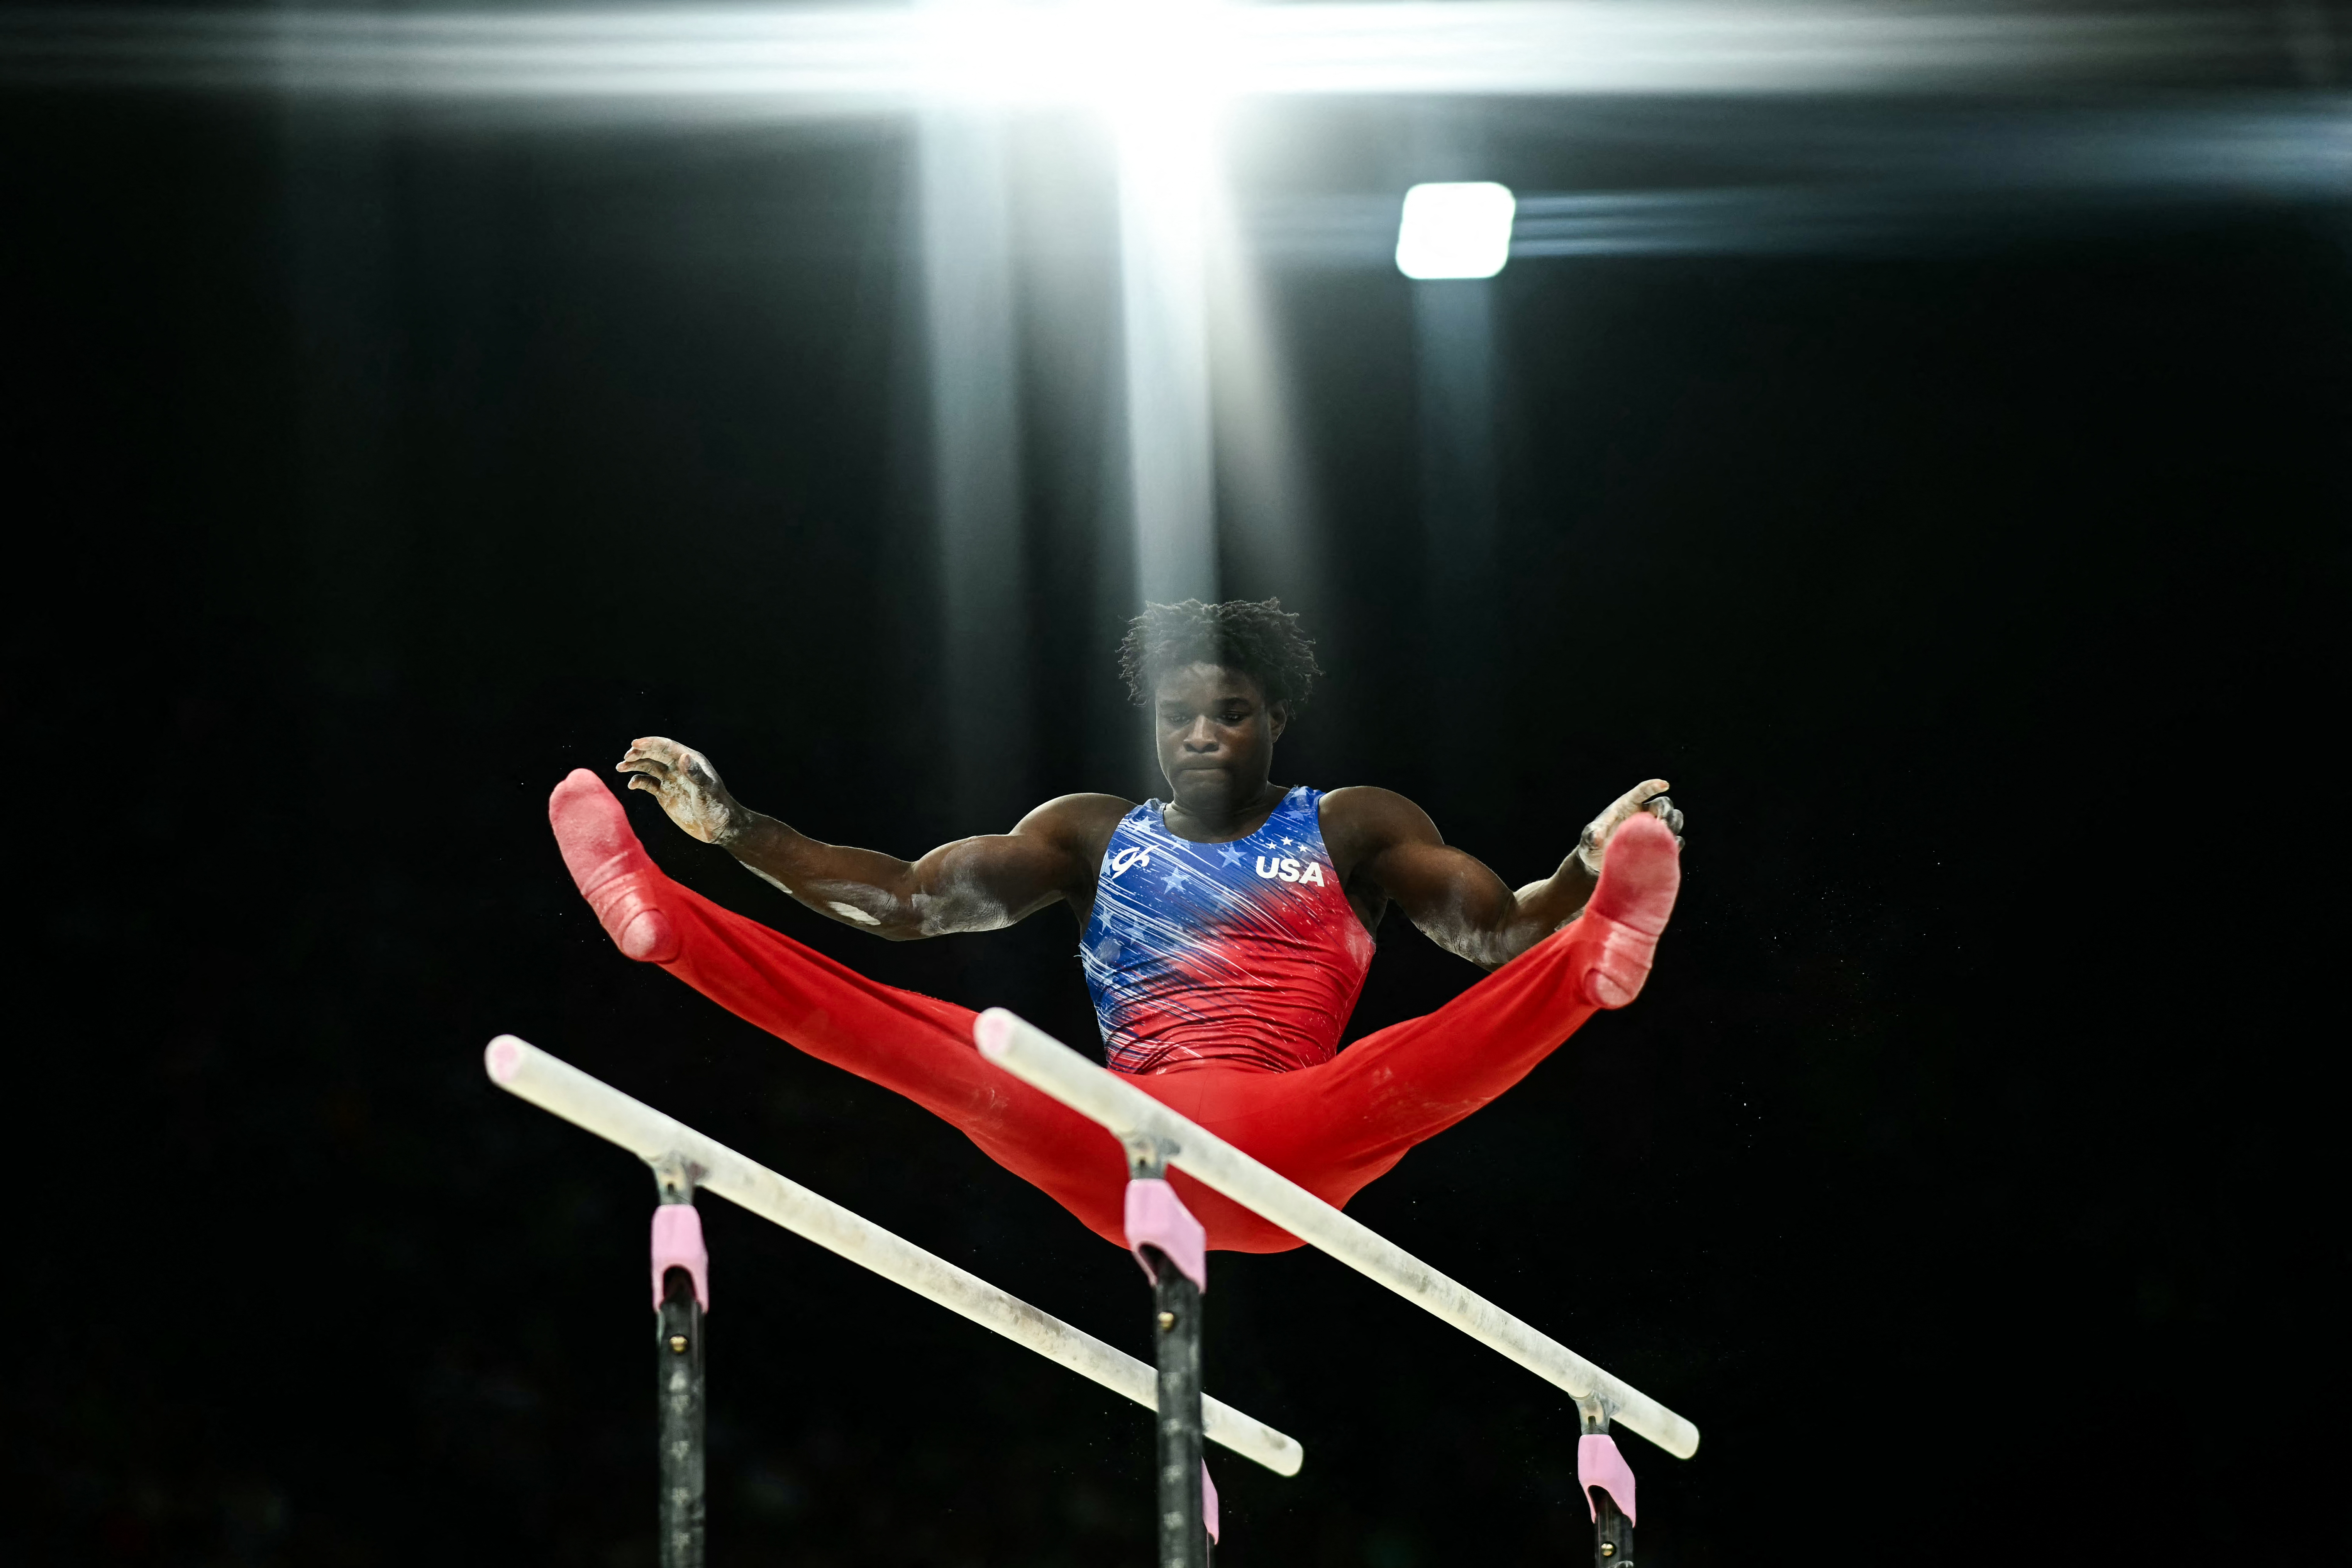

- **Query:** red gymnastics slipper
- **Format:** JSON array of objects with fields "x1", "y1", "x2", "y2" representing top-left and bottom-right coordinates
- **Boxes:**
[{"x1": 549, "y1": 769, "x2": 681, "y2": 964}]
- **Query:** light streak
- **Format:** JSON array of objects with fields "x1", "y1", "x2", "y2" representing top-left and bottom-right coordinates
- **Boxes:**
[{"x1": 2, "y1": 5, "x2": 2276, "y2": 107}]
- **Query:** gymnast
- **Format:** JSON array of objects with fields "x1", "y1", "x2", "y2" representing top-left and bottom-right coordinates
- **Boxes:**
[{"x1": 549, "y1": 598, "x2": 1685, "y2": 1253}]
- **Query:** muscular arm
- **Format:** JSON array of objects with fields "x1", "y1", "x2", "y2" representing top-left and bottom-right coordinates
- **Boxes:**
[
  {"x1": 616, "y1": 737, "x2": 1123, "y2": 941},
  {"x1": 1325, "y1": 780, "x2": 1683, "y2": 971}
]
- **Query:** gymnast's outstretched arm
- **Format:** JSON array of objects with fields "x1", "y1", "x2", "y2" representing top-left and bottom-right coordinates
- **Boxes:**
[
  {"x1": 1324, "y1": 780, "x2": 1685, "y2": 971},
  {"x1": 614, "y1": 736, "x2": 1127, "y2": 940}
]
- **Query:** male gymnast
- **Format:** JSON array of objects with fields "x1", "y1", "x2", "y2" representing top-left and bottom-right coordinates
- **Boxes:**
[{"x1": 549, "y1": 597, "x2": 1685, "y2": 1251}]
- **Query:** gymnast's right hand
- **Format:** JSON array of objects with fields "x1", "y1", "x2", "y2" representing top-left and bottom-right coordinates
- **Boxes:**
[{"x1": 617, "y1": 737, "x2": 748, "y2": 846}]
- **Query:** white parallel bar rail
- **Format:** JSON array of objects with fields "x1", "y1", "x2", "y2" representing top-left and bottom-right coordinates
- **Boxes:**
[
  {"x1": 974, "y1": 1009, "x2": 1701, "y2": 1460},
  {"x1": 483, "y1": 1034, "x2": 1303, "y2": 1476}
]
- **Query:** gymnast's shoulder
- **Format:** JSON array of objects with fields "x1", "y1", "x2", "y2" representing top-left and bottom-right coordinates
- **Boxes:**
[
  {"x1": 1008, "y1": 793, "x2": 1137, "y2": 848},
  {"x1": 1313, "y1": 786, "x2": 1445, "y2": 853}
]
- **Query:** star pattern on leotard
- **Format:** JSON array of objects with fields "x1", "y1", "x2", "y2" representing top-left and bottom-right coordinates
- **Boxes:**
[
  {"x1": 1161, "y1": 866, "x2": 1191, "y2": 893},
  {"x1": 1217, "y1": 845, "x2": 1245, "y2": 868}
]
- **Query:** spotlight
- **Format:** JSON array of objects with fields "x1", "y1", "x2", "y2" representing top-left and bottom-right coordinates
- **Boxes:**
[{"x1": 1395, "y1": 182, "x2": 1517, "y2": 280}]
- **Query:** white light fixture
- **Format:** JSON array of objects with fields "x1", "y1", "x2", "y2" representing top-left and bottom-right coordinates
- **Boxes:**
[{"x1": 1395, "y1": 182, "x2": 1517, "y2": 280}]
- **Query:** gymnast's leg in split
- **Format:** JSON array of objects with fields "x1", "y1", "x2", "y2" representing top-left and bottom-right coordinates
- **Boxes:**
[
  {"x1": 551, "y1": 768, "x2": 1136, "y2": 1241},
  {"x1": 552, "y1": 598, "x2": 1688, "y2": 1253}
]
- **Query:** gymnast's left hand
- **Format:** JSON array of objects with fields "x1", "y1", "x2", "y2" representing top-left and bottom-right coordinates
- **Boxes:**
[
  {"x1": 617, "y1": 736, "x2": 748, "y2": 845},
  {"x1": 1575, "y1": 779, "x2": 1685, "y2": 876}
]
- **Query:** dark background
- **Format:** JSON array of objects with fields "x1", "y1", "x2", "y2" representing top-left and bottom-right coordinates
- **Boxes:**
[{"x1": 7, "y1": 73, "x2": 2346, "y2": 1568}]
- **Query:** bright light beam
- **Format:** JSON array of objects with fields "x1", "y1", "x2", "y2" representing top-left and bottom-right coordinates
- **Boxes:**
[
  {"x1": 1101, "y1": 0, "x2": 1225, "y2": 612},
  {"x1": 919, "y1": 76, "x2": 1030, "y2": 824}
]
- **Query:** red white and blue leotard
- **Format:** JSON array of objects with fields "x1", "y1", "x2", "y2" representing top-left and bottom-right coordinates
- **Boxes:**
[
  {"x1": 551, "y1": 769, "x2": 1678, "y2": 1252},
  {"x1": 1081, "y1": 788, "x2": 1377, "y2": 1075}
]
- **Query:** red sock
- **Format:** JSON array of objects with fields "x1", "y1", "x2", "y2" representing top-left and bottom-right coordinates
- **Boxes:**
[
  {"x1": 1576, "y1": 813, "x2": 1681, "y2": 1008},
  {"x1": 548, "y1": 770, "x2": 680, "y2": 963}
]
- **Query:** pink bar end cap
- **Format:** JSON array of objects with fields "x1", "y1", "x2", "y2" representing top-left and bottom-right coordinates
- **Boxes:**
[
  {"x1": 1123, "y1": 1178, "x2": 1208, "y2": 1293},
  {"x1": 485, "y1": 1036, "x2": 524, "y2": 1083},
  {"x1": 1578, "y1": 1432, "x2": 1637, "y2": 1525},
  {"x1": 973, "y1": 1009, "x2": 1013, "y2": 1058},
  {"x1": 1203, "y1": 1461, "x2": 1220, "y2": 1544},
  {"x1": 651, "y1": 1204, "x2": 710, "y2": 1313}
]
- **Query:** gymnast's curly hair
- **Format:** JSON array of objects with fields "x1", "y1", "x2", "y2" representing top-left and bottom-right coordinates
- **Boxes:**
[{"x1": 1119, "y1": 597, "x2": 1324, "y2": 712}]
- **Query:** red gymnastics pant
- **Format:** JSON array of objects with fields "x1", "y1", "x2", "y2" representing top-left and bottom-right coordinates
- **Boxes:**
[{"x1": 549, "y1": 772, "x2": 1681, "y2": 1254}]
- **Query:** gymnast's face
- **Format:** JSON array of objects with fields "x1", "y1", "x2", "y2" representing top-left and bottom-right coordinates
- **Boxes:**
[{"x1": 1153, "y1": 663, "x2": 1290, "y2": 824}]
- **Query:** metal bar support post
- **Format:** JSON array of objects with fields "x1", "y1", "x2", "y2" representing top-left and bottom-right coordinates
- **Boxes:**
[
  {"x1": 1579, "y1": 1395, "x2": 1634, "y2": 1568},
  {"x1": 1152, "y1": 1250, "x2": 1207, "y2": 1568},
  {"x1": 654, "y1": 1158, "x2": 708, "y2": 1568},
  {"x1": 1130, "y1": 1143, "x2": 1210, "y2": 1568}
]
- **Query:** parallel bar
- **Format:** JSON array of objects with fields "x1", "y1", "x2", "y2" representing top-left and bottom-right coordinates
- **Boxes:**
[
  {"x1": 974, "y1": 1009, "x2": 1701, "y2": 1460},
  {"x1": 483, "y1": 1035, "x2": 1304, "y2": 1477}
]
